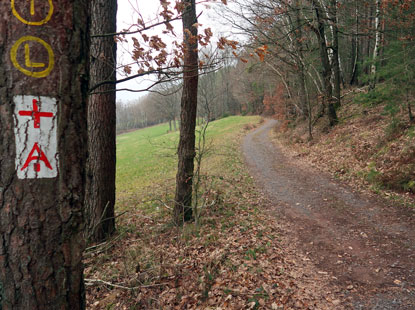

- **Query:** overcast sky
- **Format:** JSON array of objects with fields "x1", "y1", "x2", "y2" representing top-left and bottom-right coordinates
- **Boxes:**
[
  {"x1": 115, "y1": 0, "x2": 231, "y2": 104},
  {"x1": 116, "y1": 1, "x2": 160, "y2": 103}
]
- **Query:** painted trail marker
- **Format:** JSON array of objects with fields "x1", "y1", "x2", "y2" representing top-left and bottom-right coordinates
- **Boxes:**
[
  {"x1": 1, "y1": 0, "x2": 89, "y2": 307},
  {"x1": 14, "y1": 95, "x2": 57, "y2": 179}
]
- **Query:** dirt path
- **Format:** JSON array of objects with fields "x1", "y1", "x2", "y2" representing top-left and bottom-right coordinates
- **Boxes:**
[{"x1": 243, "y1": 120, "x2": 415, "y2": 309}]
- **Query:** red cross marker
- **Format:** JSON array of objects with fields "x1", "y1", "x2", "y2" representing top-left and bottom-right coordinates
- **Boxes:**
[
  {"x1": 21, "y1": 143, "x2": 53, "y2": 172},
  {"x1": 18, "y1": 98, "x2": 54, "y2": 128}
]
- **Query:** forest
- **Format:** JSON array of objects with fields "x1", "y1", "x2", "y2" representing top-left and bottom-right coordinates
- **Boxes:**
[
  {"x1": 117, "y1": 0, "x2": 414, "y2": 134},
  {"x1": 0, "y1": 0, "x2": 414, "y2": 309}
]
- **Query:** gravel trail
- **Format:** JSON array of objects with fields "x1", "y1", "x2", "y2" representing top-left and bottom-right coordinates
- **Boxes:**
[{"x1": 243, "y1": 120, "x2": 415, "y2": 309}]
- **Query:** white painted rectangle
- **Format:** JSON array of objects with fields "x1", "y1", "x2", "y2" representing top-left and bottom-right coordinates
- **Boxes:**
[{"x1": 14, "y1": 95, "x2": 58, "y2": 179}]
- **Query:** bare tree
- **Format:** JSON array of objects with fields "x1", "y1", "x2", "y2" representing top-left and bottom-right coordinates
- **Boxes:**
[
  {"x1": 174, "y1": 0, "x2": 199, "y2": 224},
  {"x1": 369, "y1": 0, "x2": 382, "y2": 90},
  {"x1": 151, "y1": 80, "x2": 182, "y2": 131},
  {"x1": 198, "y1": 70, "x2": 221, "y2": 121},
  {"x1": 310, "y1": 0, "x2": 338, "y2": 125}
]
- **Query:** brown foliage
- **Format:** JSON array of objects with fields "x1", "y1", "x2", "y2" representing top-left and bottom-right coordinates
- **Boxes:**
[{"x1": 275, "y1": 91, "x2": 415, "y2": 201}]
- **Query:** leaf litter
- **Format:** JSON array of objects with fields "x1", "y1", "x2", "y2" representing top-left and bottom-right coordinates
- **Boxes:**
[{"x1": 85, "y1": 122, "x2": 344, "y2": 309}]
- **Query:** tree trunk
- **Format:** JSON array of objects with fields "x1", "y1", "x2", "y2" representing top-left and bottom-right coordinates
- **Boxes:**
[
  {"x1": 312, "y1": 0, "x2": 338, "y2": 126},
  {"x1": 86, "y1": 0, "x2": 117, "y2": 242},
  {"x1": 173, "y1": 117, "x2": 177, "y2": 131},
  {"x1": 0, "y1": 1, "x2": 89, "y2": 309},
  {"x1": 407, "y1": 89, "x2": 414, "y2": 123},
  {"x1": 295, "y1": 0, "x2": 308, "y2": 117},
  {"x1": 174, "y1": 0, "x2": 199, "y2": 225},
  {"x1": 369, "y1": 0, "x2": 381, "y2": 90},
  {"x1": 365, "y1": 3, "x2": 374, "y2": 75},
  {"x1": 350, "y1": 0, "x2": 359, "y2": 85},
  {"x1": 318, "y1": 0, "x2": 341, "y2": 107},
  {"x1": 305, "y1": 80, "x2": 313, "y2": 141},
  {"x1": 329, "y1": 0, "x2": 341, "y2": 108}
]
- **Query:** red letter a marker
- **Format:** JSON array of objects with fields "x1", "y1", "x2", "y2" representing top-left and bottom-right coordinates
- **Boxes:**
[{"x1": 21, "y1": 143, "x2": 53, "y2": 172}]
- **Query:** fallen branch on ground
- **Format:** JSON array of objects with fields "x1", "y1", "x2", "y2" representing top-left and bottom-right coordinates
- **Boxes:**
[{"x1": 84, "y1": 278, "x2": 169, "y2": 290}]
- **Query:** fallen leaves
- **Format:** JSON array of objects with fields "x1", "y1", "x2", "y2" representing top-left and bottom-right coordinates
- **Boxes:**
[
  {"x1": 273, "y1": 98, "x2": 415, "y2": 207},
  {"x1": 85, "y1": 124, "x2": 345, "y2": 309},
  {"x1": 86, "y1": 165, "x2": 344, "y2": 310}
]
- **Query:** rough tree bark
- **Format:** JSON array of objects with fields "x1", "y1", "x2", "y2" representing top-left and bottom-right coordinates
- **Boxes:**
[
  {"x1": 350, "y1": 0, "x2": 359, "y2": 85},
  {"x1": 293, "y1": 0, "x2": 309, "y2": 118},
  {"x1": 0, "y1": 0, "x2": 89, "y2": 309},
  {"x1": 312, "y1": 0, "x2": 338, "y2": 126},
  {"x1": 174, "y1": 0, "x2": 199, "y2": 225},
  {"x1": 86, "y1": 0, "x2": 117, "y2": 242},
  {"x1": 317, "y1": 0, "x2": 341, "y2": 107},
  {"x1": 329, "y1": 0, "x2": 341, "y2": 108}
]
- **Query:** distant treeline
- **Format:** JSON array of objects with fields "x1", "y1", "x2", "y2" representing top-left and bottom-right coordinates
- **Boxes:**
[{"x1": 116, "y1": 57, "x2": 245, "y2": 133}]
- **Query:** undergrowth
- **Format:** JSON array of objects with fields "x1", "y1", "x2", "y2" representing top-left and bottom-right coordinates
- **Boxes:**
[{"x1": 274, "y1": 86, "x2": 415, "y2": 206}]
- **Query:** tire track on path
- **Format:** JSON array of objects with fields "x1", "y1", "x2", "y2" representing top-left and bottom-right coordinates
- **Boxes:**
[{"x1": 243, "y1": 120, "x2": 415, "y2": 309}]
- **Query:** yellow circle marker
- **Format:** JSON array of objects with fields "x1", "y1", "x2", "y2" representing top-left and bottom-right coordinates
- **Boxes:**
[
  {"x1": 11, "y1": 0, "x2": 54, "y2": 26},
  {"x1": 10, "y1": 36, "x2": 55, "y2": 78}
]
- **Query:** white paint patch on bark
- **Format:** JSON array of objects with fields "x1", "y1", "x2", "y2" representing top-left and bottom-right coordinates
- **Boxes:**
[{"x1": 14, "y1": 95, "x2": 58, "y2": 179}]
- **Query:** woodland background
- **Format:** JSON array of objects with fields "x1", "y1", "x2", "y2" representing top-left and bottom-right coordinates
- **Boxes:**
[
  {"x1": 115, "y1": 0, "x2": 414, "y2": 195},
  {"x1": 1, "y1": 0, "x2": 414, "y2": 309}
]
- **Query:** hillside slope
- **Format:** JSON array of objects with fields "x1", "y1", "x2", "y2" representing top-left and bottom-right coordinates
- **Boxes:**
[{"x1": 273, "y1": 89, "x2": 415, "y2": 208}]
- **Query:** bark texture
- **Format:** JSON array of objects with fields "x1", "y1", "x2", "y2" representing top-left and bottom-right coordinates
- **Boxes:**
[
  {"x1": 86, "y1": 0, "x2": 117, "y2": 242},
  {"x1": 174, "y1": 0, "x2": 199, "y2": 224},
  {"x1": 312, "y1": 0, "x2": 338, "y2": 126},
  {"x1": 292, "y1": 0, "x2": 308, "y2": 117},
  {"x1": 329, "y1": 0, "x2": 341, "y2": 109},
  {"x1": 370, "y1": 0, "x2": 382, "y2": 90},
  {"x1": 350, "y1": 0, "x2": 359, "y2": 85},
  {"x1": 0, "y1": 1, "x2": 89, "y2": 309}
]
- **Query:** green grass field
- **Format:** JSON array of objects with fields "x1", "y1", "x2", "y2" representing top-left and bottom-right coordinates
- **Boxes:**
[{"x1": 115, "y1": 116, "x2": 260, "y2": 211}]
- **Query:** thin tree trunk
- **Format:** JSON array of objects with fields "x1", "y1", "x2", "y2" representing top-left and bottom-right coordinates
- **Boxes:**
[
  {"x1": 305, "y1": 80, "x2": 313, "y2": 141},
  {"x1": 266, "y1": 62, "x2": 293, "y2": 100},
  {"x1": 285, "y1": 0, "x2": 308, "y2": 117},
  {"x1": 86, "y1": 0, "x2": 117, "y2": 242},
  {"x1": 365, "y1": 3, "x2": 374, "y2": 75},
  {"x1": 319, "y1": 0, "x2": 341, "y2": 107},
  {"x1": 295, "y1": 25, "x2": 308, "y2": 117},
  {"x1": 407, "y1": 89, "x2": 414, "y2": 123},
  {"x1": 0, "y1": 0, "x2": 89, "y2": 308},
  {"x1": 309, "y1": 64, "x2": 324, "y2": 94},
  {"x1": 312, "y1": 0, "x2": 338, "y2": 126},
  {"x1": 330, "y1": 0, "x2": 341, "y2": 108},
  {"x1": 174, "y1": 0, "x2": 199, "y2": 224},
  {"x1": 370, "y1": 0, "x2": 381, "y2": 90},
  {"x1": 350, "y1": 0, "x2": 359, "y2": 85},
  {"x1": 409, "y1": 104, "x2": 414, "y2": 123}
]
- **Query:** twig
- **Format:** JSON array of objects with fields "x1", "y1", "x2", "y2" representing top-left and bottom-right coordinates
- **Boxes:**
[
  {"x1": 84, "y1": 233, "x2": 125, "y2": 256},
  {"x1": 84, "y1": 278, "x2": 168, "y2": 290},
  {"x1": 85, "y1": 241, "x2": 108, "y2": 252},
  {"x1": 156, "y1": 199, "x2": 173, "y2": 210},
  {"x1": 91, "y1": 15, "x2": 183, "y2": 38}
]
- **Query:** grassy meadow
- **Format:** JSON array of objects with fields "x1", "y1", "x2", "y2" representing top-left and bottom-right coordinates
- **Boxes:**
[{"x1": 115, "y1": 116, "x2": 260, "y2": 212}]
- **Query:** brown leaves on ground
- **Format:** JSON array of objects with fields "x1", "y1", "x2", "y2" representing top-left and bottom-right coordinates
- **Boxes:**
[
  {"x1": 85, "y1": 196, "x2": 342, "y2": 309},
  {"x1": 85, "y1": 129, "x2": 343, "y2": 309},
  {"x1": 273, "y1": 94, "x2": 415, "y2": 206}
]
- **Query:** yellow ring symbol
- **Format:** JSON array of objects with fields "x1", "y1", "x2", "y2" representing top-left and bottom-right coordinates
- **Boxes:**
[
  {"x1": 11, "y1": 0, "x2": 54, "y2": 26},
  {"x1": 10, "y1": 36, "x2": 55, "y2": 78}
]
